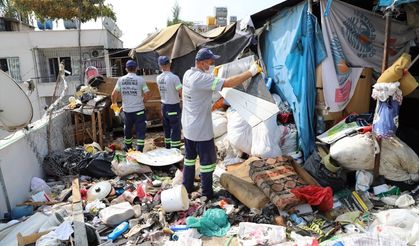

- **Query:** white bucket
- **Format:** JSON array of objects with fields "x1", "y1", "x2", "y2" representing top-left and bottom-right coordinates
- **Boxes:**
[
  {"x1": 289, "y1": 151, "x2": 303, "y2": 165},
  {"x1": 161, "y1": 185, "x2": 189, "y2": 212}
]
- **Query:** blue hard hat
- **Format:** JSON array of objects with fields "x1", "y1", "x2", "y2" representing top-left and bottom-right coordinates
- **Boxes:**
[{"x1": 126, "y1": 60, "x2": 137, "y2": 68}]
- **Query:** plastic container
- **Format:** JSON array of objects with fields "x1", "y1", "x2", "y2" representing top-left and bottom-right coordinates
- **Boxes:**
[
  {"x1": 108, "y1": 221, "x2": 129, "y2": 241},
  {"x1": 161, "y1": 185, "x2": 189, "y2": 212},
  {"x1": 289, "y1": 151, "x2": 303, "y2": 165},
  {"x1": 11, "y1": 205, "x2": 33, "y2": 219}
]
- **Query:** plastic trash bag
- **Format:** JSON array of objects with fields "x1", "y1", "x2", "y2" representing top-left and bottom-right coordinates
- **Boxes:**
[
  {"x1": 251, "y1": 116, "x2": 282, "y2": 158},
  {"x1": 356, "y1": 170, "x2": 373, "y2": 192},
  {"x1": 226, "y1": 108, "x2": 252, "y2": 154},
  {"x1": 186, "y1": 208, "x2": 230, "y2": 237},
  {"x1": 79, "y1": 151, "x2": 116, "y2": 178},
  {"x1": 303, "y1": 151, "x2": 347, "y2": 191},
  {"x1": 31, "y1": 177, "x2": 51, "y2": 195},
  {"x1": 111, "y1": 154, "x2": 151, "y2": 177},
  {"x1": 237, "y1": 222, "x2": 286, "y2": 246},
  {"x1": 291, "y1": 185, "x2": 333, "y2": 212},
  {"x1": 212, "y1": 111, "x2": 228, "y2": 138}
]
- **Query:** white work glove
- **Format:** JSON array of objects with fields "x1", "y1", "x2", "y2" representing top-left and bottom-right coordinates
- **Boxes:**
[{"x1": 248, "y1": 62, "x2": 262, "y2": 77}]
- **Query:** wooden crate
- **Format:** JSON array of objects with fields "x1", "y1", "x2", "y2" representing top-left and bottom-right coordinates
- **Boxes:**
[{"x1": 98, "y1": 76, "x2": 163, "y2": 125}]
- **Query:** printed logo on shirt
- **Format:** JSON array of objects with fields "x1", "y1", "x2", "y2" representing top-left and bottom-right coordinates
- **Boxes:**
[{"x1": 121, "y1": 78, "x2": 139, "y2": 96}]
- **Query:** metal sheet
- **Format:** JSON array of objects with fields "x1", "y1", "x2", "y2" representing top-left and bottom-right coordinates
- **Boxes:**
[{"x1": 129, "y1": 148, "x2": 183, "y2": 167}]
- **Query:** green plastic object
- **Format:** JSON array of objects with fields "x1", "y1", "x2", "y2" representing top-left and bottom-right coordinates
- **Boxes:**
[
  {"x1": 186, "y1": 208, "x2": 230, "y2": 237},
  {"x1": 377, "y1": 186, "x2": 401, "y2": 198}
]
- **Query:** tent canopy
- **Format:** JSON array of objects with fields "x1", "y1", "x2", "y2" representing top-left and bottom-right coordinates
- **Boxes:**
[{"x1": 131, "y1": 23, "x2": 209, "y2": 60}]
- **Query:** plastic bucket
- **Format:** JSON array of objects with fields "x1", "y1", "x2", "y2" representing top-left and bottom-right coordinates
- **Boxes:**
[
  {"x1": 161, "y1": 185, "x2": 189, "y2": 212},
  {"x1": 289, "y1": 151, "x2": 303, "y2": 165}
]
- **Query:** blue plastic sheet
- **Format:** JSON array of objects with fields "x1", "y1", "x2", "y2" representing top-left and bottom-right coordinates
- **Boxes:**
[
  {"x1": 378, "y1": 0, "x2": 418, "y2": 7},
  {"x1": 262, "y1": 3, "x2": 326, "y2": 159}
]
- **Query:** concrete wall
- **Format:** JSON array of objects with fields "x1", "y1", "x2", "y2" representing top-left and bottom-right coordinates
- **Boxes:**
[
  {"x1": 0, "y1": 29, "x2": 123, "y2": 138},
  {"x1": 0, "y1": 111, "x2": 74, "y2": 218}
]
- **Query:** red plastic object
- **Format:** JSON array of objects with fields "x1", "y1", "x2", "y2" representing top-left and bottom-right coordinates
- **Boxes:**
[
  {"x1": 136, "y1": 184, "x2": 145, "y2": 199},
  {"x1": 291, "y1": 185, "x2": 333, "y2": 212},
  {"x1": 80, "y1": 189, "x2": 88, "y2": 200}
]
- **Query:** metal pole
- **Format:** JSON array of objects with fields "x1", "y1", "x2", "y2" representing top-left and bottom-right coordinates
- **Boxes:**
[{"x1": 78, "y1": 0, "x2": 83, "y2": 84}]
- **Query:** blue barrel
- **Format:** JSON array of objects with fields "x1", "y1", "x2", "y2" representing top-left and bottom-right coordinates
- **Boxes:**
[{"x1": 37, "y1": 19, "x2": 53, "y2": 30}]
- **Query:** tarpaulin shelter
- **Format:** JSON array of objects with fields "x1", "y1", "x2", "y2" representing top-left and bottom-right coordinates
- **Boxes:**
[
  {"x1": 130, "y1": 23, "x2": 253, "y2": 78},
  {"x1": 258, "y1": 2, "x2": 326, "y2": 159}
]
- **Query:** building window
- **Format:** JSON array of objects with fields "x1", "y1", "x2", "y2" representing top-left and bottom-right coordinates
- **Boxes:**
[
  {"x1": 0, "y1": 57, "x2": 21, "y2": 81},
  {"x1": 48, "y1": 57, "x2": 72, "y2": 79}
]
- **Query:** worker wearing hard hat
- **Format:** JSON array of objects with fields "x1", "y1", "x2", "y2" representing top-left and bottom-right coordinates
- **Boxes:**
[
  {"x1": 182, "y1": 48, "x2": 262, "y2": 199},
  {"x1": 111, "y1": 60, "x2": 150, "y2": 152}
]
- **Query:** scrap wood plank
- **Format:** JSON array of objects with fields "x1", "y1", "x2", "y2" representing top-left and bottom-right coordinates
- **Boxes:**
[
  {"x1": 71, "y1": 178, "x2": 88, "y2": 246},
  {"x1": 17, "y1": 231, "x2": 49, "y2": 246}
]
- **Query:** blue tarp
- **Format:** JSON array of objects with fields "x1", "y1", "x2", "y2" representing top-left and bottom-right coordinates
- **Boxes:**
[
  {"x1": 262, "y1": 2, "x2": 326, "y2": 159},
  {"x1": 378, "y1": 0, "x2": 418, "y2": 7}
]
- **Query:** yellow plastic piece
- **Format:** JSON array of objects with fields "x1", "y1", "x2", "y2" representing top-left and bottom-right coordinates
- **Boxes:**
[
  {"x1": 377, "y1": 53, "x2": 418, "y2": 96},
  {"x1": 377, "y1": 53, "x2": 411, "y2": 83},
  {"x1": 110, "y1": 103, "x2": 121, "y2": 116}
]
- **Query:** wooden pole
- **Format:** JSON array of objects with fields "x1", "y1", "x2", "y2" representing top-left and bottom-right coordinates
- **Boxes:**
[
  {"x1": 381, "y1": 11, "x2": 392, "y2": 73},
  {"x1": 373, "y1": 10, "x2": 392, "y2": 181}
]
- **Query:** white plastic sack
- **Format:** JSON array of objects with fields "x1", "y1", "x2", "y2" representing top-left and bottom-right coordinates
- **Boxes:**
[
  {"x1": 370, "y1": 209, "x2": 419, "y2": 244},
  {"x1": 355, "y1": 170, "x2": 373, "y2": 192},
  {"x1": 212, "y1": 111, "x2": 228, "y2": 138},
  {"x1": 238, "y1": 222, "x2": 286, "y2": 246},
  {"x1": 111, "y1": 159, "x2": 152, "y2": 177},
  {"x1": 330, "y1": 133, "x2": 419, "y2": 182},
  {"x1": 99, "y1": 202, "x2": 135, "y2": 226},
  {"x1": 279, "y1": 125, "x2": 298, "y2": 155},
  {"x1": 251, "y1": 116, "x2": 282, "y2": 158},
  {"x1": 395, "y1": 194, "x2": 415, "y2": 208},
  {"x1": 31, "y1": 177, "x2": 51, "y2": 195},
  {"x1": 226, "y1": 108, "x2": 252, "y2": 154}
]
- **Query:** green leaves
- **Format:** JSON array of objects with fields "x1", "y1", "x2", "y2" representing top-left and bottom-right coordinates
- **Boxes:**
[{"x1": 11, "y1": 0, "x2": 116, "y2": 23}]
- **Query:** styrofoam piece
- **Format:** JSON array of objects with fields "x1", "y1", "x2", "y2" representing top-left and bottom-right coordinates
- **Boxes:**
[
  {"x1": 99, "y1": 202, "x2": 135, "y2": 226},
  {"x1": 219, "y1": 88, "x2": 279, "y2": 127}
]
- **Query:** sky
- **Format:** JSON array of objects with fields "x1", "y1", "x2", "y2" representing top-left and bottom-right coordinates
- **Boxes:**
[{"x1": 82, "y1": 0, "x2": 282, "y2": 48}]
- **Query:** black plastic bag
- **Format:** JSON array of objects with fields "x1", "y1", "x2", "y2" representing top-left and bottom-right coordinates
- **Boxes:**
[
  {"x1": 303, "y1": 151, "x2": 347, "y2": 191},
  {"x1": 79, "y1": 151, "x2": 116, "y2": 178}
]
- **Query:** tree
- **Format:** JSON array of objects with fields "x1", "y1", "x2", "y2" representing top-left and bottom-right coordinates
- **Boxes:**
[
  {"x1": 167, "y1": 1, "x2": 193, "y2": 27},
  {"x1": 10, "y1": 0, "x2": 116, "y2": 22}
]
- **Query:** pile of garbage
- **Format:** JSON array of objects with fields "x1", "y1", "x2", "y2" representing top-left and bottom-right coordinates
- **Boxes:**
[
  {"x1": 2, "y1": 55, "x2": 419, "y2": 246},
  {"x1": 2, "y1": 135, "x2": 419, "y2": 246}
]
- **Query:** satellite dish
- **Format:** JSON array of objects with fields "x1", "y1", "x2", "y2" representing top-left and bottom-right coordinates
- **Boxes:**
[{"x1": 0, "y1": 70, "x2": 33, "y2": 132}]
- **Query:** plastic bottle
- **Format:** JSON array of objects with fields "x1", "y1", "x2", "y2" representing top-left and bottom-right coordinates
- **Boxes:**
[
  {"x1": 169, "y1": 225, "x2": 190, "y2": 232},
  {"x1": 289, "y1": 214, "x2": 306, "y2": 226},
  {"x1": 316, "y1": 115, "x2": 326, "y2": 135},
  {"x1": 108, "y1": 221, "x2": 129, "y2": 241}
]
